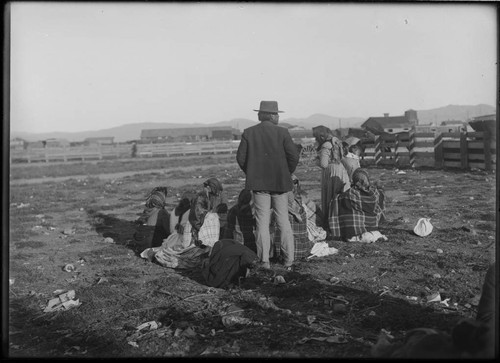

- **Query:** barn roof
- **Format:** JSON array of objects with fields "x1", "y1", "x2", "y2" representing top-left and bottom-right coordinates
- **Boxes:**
[{"x1": 362, "y1": 116, "x2": 412, "y2": 129}]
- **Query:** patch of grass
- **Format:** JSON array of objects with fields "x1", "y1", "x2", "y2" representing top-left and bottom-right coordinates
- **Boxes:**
[{"x1": 14, "y1": 241, "x2": 46, "y2": 249}]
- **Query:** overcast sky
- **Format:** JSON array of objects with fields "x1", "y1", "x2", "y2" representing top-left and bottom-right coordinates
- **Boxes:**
[{"x1": 9, "y1": 2, "x2": 497, "y2": 134}]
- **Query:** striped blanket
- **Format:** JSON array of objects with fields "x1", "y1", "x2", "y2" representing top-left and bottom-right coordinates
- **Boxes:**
[{"x1": 329, "y1": 186, "x2": 385, "y2": 240}]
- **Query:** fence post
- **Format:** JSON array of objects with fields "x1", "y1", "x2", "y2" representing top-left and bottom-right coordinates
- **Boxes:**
[
  {"x1": 483, "y1": 131, "x2": 492, "y2": 171},
  {"x1": 374, "y1": 135, "x2": 381, "y2": 165},
  {"x1": 460, "y1": 131, "x2": 468, "y2": 169},
  {"x1": 434, "y1": 133, "x2": 443, "y2": 169}
]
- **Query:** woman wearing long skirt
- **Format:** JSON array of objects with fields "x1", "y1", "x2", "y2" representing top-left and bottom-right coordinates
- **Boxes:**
[{"x1": 312, "y1": 125, "x2": 350, "y2": 234}]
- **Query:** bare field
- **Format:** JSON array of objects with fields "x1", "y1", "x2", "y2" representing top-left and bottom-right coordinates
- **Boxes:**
[{"x1": 8, "y1": 156, "x2": 496, "y2": 358}]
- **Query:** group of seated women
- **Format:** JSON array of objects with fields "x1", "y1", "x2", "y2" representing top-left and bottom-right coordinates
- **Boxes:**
[{"x1": 135, "y1": 143, "x2": 387, "y2": 273}]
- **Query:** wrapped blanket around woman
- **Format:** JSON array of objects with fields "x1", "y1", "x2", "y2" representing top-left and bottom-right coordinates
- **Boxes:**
[
  {"x1": 329, "y1": 168, "x2": 386, "y2": 242},
  {"x1": 202, "y1": 239, "x2": 258, "y2": 289},
  {"x1": 223, "y1": 189, "x2": 257, "y2": 253},
  {"x1": 141, "y1": 192, "x2": 220, "y2": 269},
  {"x1": 271, "y1": 175, "x2": 325, "y2": 260},
  {"x1": 134, "y1": 187, "x2": 171, "y2": 249}
]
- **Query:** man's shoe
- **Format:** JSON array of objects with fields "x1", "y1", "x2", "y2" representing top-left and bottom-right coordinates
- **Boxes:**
[{"x1": 258, "y1": 261, "x2": 271, "y2": 270}]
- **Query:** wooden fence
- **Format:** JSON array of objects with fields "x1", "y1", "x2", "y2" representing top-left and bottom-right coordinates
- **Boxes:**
[
  {"x1": 409, "y1": 129, "x2": 436, "y2": 168},
  {"x1": 360, "y1": 128, "x2": 495, "y2": 171},
  {"x1": 373, "y1": 132, "x2": 411, "y2": 167},
  {"x1": 434, "y1": 131, "x2": 495, "y2": 171},
  {"x1": 10, "y1": 141, "x2": 240, "y2": 163}
]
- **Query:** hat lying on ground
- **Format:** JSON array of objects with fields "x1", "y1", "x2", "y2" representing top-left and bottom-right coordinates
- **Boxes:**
[{"x1": 253, "y1": 100, "x2": 284, "y2": 113}]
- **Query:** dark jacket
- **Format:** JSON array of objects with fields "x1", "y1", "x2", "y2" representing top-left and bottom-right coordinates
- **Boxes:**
[{"x1": 236, "y1": 121, "x2": 299, "y2": 192}]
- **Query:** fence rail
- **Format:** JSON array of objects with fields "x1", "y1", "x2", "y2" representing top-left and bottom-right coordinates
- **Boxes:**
[
  {"x1": 360, "y1": 127, "x2": 495, "y2": 171},
  {"x1": 10, "y1": 141, "x2": 240, "y2": 163},
  {"x1": 11, "y1": 131, "x2": 495, "y2": 171}
]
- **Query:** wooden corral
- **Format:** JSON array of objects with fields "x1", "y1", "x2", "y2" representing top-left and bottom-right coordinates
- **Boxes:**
[{"x1": 434, "y1": 131, "x2": 496, "y2": 171}]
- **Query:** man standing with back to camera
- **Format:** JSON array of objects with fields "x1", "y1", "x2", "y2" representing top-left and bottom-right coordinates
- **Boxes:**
[{"x1": 236, "y1": 100, "x2": 300, "y2": 269}]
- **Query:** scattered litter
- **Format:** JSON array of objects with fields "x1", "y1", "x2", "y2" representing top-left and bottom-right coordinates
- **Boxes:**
[
  {"x1": 104, "y1": 237, "x2": 114, "y2": 243},
  {"x1": 368, "y1": 311, "x2": 377, "y2": 316},
  {"x1": 406, "y1": 296, "x2": 418, "y2": 301},
  {"x1": 79, "y1": 208, "x2": 84, "y2": 211},
  {"x1": 222, "y1": 341, "x2": 240, "y2": 354},
  {"x1": 63, "y1": 264, "x2": 76, "y2": 272},
  {"x1": 397, "y1": 171, "x2": 406, "y2": 175},
  {"x1": 307, "y1": 242, "x2": 338, "y2": 259},
  {"x1": 329, "y1": 276, "x2": 340, "y2": 285},
  {"x1": 43, "y1": 290, "x2": 81, "y2": 312},
  {"x1": 274, "y1": 275, "x2": 286, "y2": 284},
  {"x1": 128, "y1": 342, "x2": 139, "y2": 348},
  {"x1": 95, "y1": 277, "x2": 108, "y2": 285},
  {"x1": 222, "y1": 315, "x2": 253, "y2": 328},
  {"x1": 63, "y1": 228, "x2": 75, "y2": 235},
  {"x1": 307, "y1": 315, "x2": 316, "y2": 325},
  {"x1": 136, "y1": 321, "x2": 160, "y2": 331},
  {"x1": 53, "y1": 289, "x2": 66, "y2": 295},
  {"x1": 436, "y1": 249, "x2": 443, "y2": 254},
  {"x1": 413, "y1": 218, "x2": 433, "y2": 237},
  {"x1": 298, "y1": 335, "x2": 348, "y2": 344},
  {"x1": 78, "y1": 258, "x2": 86, "y2": 265},
  {"x1": 415, "y1": 193, "x2": 422, "y2": 197},
  {"x1": 432, "y1": 273, "x2": 441, "y2": 279},
  {"x1": 469, "y1": 197, "x2": 474, "y2": 200},
  {"x1": 182, "y1": 327, "x2": 197, "y2": 337},
  {"x1": 427, "y1": 292, "x2": 441, "y2": 303},
  {"x1": 440, "y1": 298, "x2": 450, "y2": 307},
  {"x1": 35, "y1": 214, "x2": 45, "y2": 219},
  {"x1": 347, "y1": 231, "x2": 388, "y2": 243},
  {"x1": 9, "y1": 278, "x2": 15, "y2": 286},
  {"x1": 200, "y1": 346, "x2": 218, "y2": 356},
  {"x1": 16, "y1": 203, "x2": 30, "y2": 209}
]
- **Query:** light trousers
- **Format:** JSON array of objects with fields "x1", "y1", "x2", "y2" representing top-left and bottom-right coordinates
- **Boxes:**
[{"x1": 252, "y1": 191, "x2": 294, "y2": 265}]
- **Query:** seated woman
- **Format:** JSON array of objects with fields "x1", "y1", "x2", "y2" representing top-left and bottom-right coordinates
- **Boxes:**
[
  {"x1": 203, "y1": 177, "x2": 229, "y2": 237},
  {"x1": 341, "y1": 136, "x2": 363, "y2": 182},
  {"x1": 329, "y1": 168, "x2": 386, "y2": 242},
  {"x1": 168, "y1": 191, "x2": 193, "y2": 238},
  {"x1": 134, "y1": 186, "x2": 171, "y2": 249},
  {"x1": 271, "y1": 175, "x2": 325, "y2": 261},
  {"x1": 141, "y1": 192, "x2": 220, "y2": 269},
  {"x1": 223, "y1": 189, "x2": 257, "y2": 254}
]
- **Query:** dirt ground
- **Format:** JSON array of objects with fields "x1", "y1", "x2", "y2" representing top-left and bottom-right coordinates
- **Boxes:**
[{"x1": 7, "y1": 155, "x2": 497, "y2": 358}]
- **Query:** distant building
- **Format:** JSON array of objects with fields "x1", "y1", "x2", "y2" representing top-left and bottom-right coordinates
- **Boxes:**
[
  {"x1": 84, "y1": 137, "x2": 115, "y2": 145},
  {"x1": 44, "y1": 138, "x2": 70, "y2": 148},
  {"x1": 10, "y1": 137, "x2": 27, "y2": 150},
  {"x1": 468, "y1": 114, "x2": 496, "y2": 138},
  {"x1": 440, "y1": 120, "x2": 465, "y2": 126},
  {"x1": 413, "y1": 124, "x2": 465, "y2": 135},
  {"x1": 361, "y1": 109, "x2": 418, "y2": 135},
  {"x1": 140, "y1": 126, "x2": 241, "y2": 143}
]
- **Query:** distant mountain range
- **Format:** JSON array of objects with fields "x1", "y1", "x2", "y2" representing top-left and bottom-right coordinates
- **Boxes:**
[{"x1": 10, "y1": 104, "x2": 495, "y2": 143}]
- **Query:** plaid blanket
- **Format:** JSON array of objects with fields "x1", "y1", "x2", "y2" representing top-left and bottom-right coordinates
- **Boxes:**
[
  {"x1": 271, "y1": 207, "x2": 313, "y2": 260},
  {"x1": 329, "y1": 186, "x2": 385, "y2": 240}
]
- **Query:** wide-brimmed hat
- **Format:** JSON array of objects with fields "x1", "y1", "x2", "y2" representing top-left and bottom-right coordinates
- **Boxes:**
[{"x1": 253, "y1": 100, "x2": 284, "y2": 113}]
